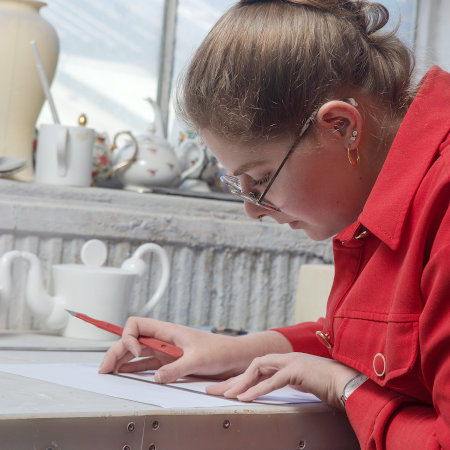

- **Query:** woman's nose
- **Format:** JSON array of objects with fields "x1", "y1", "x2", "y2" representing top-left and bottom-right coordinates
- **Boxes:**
[{"x1": 244, "y1": 201, "x2": 268, "y2": 220}]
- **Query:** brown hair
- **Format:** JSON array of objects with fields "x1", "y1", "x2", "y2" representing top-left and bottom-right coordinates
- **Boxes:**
[{"x1": 177, "y1": 0, "x2": 414, "y2": 142}]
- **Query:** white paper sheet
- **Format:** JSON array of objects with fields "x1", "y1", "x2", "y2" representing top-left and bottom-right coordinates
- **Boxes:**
[
  {"x1": 0, "y1": 363, "x2": 320, "y2": 408},
  {"x1": 120, "y1": 371, "x2": 320, "y2": 405}
]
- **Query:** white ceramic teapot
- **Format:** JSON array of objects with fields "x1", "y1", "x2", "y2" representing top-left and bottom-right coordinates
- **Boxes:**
[
  {"x1": 0, "y1": 240, "x2": 170, "y2": 340},
  {"x1": 113, "y1": 98, "x2": 206, "y2": 192}
]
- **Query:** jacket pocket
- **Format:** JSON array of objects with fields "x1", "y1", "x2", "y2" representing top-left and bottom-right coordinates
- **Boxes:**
[{"x1": 332, "y1": 314, "x2": 420, "y2": 386}]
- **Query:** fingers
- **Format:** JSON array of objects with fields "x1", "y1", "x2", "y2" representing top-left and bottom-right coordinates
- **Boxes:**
[
  {"x1": 235, "y1": 371, "x2": 288, "y2": 401},
  {"x1": 121, "y1": 316, "x2": 151, "y2": 357},
  {"x1": 207, "y1": 369, "x2": 285, "y2": 402},
  {"x1": 206, "y1": 355, "x2": 275, "y2": 399},
  {"x1": 206, "y1": 352, "x2": 359, "y2": 408},
  {"x1": 123, "y1": 316, "x2": 179, "y2": 346},
  {"x1": 207, "y1": 353, "x2": 297, "y2": 402},
  {"x1": 99, "y1": 317, "x2": 173, "y2": 374},
  {"x1": 205, "y1": 376, "x2": 241, "y2": 396},
  {"x1": 98, "y1": 340, "x2": 131, "y2": 373},
  {"x1": 154, "y1": 354, "x2": 199, "y2": 383},
  {"x1": 99, "y1": 316, "x2": 243, "y2": 384},
  {"x1": 114, "y1": 357, "x2": 164, "y2": 373}
]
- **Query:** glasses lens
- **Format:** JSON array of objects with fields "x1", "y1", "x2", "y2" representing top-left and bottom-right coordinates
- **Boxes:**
[
  {"x1": 221, "y1": 175, "x2": 257, "y2": 201},
  {"x1": 221, "y1": 175, "x2": 242, "y2": 192},
  {"x1": 220, "y1": 175, "x2": 280, "y2": 212}
]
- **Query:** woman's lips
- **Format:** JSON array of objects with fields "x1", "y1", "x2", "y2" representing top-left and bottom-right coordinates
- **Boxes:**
[{"x1": 288, "y1": 221, "x2": 302, "y2": 229}]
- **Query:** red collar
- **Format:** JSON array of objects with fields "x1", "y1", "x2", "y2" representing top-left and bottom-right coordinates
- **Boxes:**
[{"x1": 338, "y1": 66, "x2": 450, "y2": 249}]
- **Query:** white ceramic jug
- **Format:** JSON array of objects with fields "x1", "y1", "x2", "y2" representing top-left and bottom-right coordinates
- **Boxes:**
[{"x1": 0, "y1": 240, "x2": 170, "y2": 340}]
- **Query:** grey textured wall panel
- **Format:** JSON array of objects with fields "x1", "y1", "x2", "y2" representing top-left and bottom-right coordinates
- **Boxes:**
[{"x1": 0, "y1": 179, "x2": 333, "y2": 332}]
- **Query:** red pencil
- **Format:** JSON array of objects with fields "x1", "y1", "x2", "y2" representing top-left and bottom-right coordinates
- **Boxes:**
[{"x1": 65, "y1": 309, "x2": 183, "y2": 359}]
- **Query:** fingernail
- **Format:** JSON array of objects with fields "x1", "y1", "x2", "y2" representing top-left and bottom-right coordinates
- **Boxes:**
[
  {"x1": 155, "y1": 370, "x2": 167, "y2": 384},
  {"x1": 126, "y1": 344, "x2": 138, "y2": 358}
]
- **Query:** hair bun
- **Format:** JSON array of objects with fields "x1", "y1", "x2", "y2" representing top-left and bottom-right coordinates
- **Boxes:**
[
  {"x1": 341, "y1": 1, "x2": 390, "y2": 36},
  {"x1": 239, "y1": 0, "x2": 390, "y2": 37}
]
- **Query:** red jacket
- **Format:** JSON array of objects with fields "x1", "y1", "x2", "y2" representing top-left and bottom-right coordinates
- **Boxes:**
[{"x1": 274, "y1": 66, "x2": 450, "y2": 449}]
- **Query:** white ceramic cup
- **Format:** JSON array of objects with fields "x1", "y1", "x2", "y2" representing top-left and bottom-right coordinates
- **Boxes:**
[{"x1": 35, "y1": 124, "x2": 95, "y2": 186}]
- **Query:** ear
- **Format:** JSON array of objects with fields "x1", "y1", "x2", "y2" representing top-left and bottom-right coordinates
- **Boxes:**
[{"x1": 315, "y1": 100, "x2": 362, "y2": 148}]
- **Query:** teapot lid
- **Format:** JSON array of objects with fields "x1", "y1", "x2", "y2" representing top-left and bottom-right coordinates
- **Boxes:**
[
  {"x1": 80, "y1": 239, "x2": 107, "y2": 267},
  {"x1": 53, "y1": 240, "x2": 138, "y2": 276}
]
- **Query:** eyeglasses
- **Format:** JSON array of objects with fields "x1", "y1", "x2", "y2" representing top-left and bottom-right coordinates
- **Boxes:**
[
  {"x1": 220, "y1": 98, "x2": 357, "y2": 212},
  {"x1": 220, "y1": 113, "x2": 314, "y2": 212}
]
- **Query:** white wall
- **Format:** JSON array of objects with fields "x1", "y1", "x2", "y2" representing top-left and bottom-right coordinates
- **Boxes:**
[{"x1": 415, "y1": 0, "x2": 450, "y2": 76}]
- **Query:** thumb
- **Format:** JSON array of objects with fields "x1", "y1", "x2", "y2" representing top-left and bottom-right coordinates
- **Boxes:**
[{"x1": 154, "y1": 358, "x2": 190, "y2": 384}]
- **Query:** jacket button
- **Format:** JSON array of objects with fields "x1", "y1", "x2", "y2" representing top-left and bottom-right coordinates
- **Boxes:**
[
  {"x1": 315, "y1": 331, "x2": 332, "y2": 349},
  {"x1": 373, "y1": 352, "x2": 386, "y2": 377}
]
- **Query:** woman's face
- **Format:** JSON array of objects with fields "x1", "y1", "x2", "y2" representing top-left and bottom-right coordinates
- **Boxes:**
[{"x1": 202, "y1": 128, "x2": 374, "y2": 241}]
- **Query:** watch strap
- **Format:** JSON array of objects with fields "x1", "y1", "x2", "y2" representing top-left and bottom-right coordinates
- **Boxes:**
[{"x1": 340, "y1": 373, "x2": 368, "y2": 408}]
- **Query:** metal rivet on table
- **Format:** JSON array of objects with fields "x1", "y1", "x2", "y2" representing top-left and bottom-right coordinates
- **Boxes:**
[
  {"x1": 123, "y1": 446, "x2": 131, "y2": 450},
  {"x1": 149, "y1": 445, "x2": 156, "y2": 450},
  {"x1": 299, "y1": 440, "x2": 306, "y2": 449},
  {"x1": 152, "y1": 420, "x2": 160, "y2": 430},
  {"x1": 127, "y1": 422, "x2": 135, "y2": 432},
  {"x1": 223, "y1": 419, "x2": 231, "y2": 429}
]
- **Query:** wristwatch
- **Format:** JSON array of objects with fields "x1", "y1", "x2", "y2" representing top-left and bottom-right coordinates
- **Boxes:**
[{"x1": 340, "y1": 373, "x2": 368, "y2": 408}]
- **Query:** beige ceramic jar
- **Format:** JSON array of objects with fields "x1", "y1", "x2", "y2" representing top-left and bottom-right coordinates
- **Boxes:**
[{"x1": 0, "y1": 0, "x2": 58, "y2": 181}]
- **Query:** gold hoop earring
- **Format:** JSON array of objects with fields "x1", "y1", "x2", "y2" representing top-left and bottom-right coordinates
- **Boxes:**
[
  {"x1": 347, "y1": 145, "x2": 360, "y2": 166},
  {"x1": 347, "y1": 130, "x2": 360, "y2": 166}
]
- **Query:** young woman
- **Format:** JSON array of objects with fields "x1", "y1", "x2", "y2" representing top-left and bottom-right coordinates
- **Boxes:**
[{"x1": 100, "y1": 1, "x2": 450, "y2": 448}]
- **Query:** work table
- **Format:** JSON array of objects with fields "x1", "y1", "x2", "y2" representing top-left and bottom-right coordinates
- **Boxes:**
[{"x1": 0, "y1": 333, "x2": 357, "y2": 450}]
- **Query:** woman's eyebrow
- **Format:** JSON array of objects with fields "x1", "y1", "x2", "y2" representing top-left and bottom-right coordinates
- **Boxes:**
[{"x1": 232, "y1": 160, "x2": 267, "y2": 176}]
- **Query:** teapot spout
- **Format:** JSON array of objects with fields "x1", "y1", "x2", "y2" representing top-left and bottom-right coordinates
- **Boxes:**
[
  {"x1": 20, "y1": 251, "x2": 68, "y2": 330},
  {"x1": 144, "y1": 97, "x2": 166, "y2": 139},
  {"x1": 0, "y1": 250, "x2": 21, "y2": 312}
]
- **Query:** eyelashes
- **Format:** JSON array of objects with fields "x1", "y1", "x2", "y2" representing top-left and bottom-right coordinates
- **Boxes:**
[{"x1": 252, "y1": 173, "x2": 271, "y2": 186}]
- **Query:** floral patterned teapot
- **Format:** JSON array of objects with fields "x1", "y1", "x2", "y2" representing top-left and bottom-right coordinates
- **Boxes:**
[
  {"x1": 76, "y1": 114, "x2": 139, "y2": 186},
  {"x1": 113, "y1": 98, "x2": 206, "y2": 192}
]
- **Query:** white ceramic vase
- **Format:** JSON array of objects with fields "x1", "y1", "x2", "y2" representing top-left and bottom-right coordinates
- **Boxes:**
[{"x1": 0, "y1": 0, "x2": 59, "y2": 181}]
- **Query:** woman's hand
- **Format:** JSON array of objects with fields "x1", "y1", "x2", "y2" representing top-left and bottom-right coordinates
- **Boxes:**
[
  {"x1": 206, "y1": 352, "x2": 359, "y2": 410},
  {"x1": 98, "y1": 317, "x2": 292, "y2": 384}
]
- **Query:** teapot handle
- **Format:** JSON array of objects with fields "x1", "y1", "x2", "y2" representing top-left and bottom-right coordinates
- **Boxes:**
[
  {"x1": 110, "y1": 130, "x2": 139, "y2": 175},
  {"x1": 121, "y1": 243, "x2": 170, "y2": 316},
  {"x1": 0, "y1": 250, "x2": 21, "y2": 311},
  {"x1": 178, "y1": 140, "x2": 208, "y2": 181},
  {"x1": 56, "y1": 126, "x2": 69, "y2": 177}
]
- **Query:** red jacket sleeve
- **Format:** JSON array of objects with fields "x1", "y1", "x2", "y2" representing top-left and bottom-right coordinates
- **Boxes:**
[{"x1": 272, "y1": 317, "x2": 332, "y2": 358}]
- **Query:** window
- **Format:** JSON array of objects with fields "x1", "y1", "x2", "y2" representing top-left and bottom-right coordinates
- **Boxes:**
[
  {"x1": 39, "y1": 0, "x2": 164, "y2": 138},
  {"x1": 38, "y1": 0, "x2": 418, "y2": 146},
  {"x1": 381, "y1": 0, "x2": 418, "y2": 46}
]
